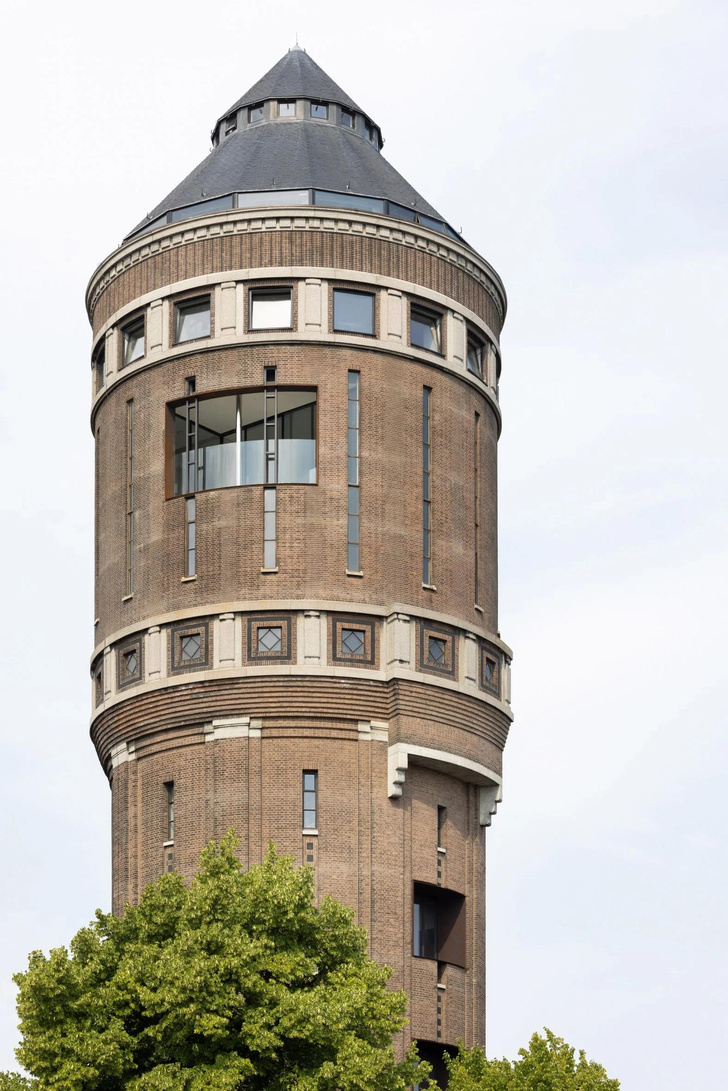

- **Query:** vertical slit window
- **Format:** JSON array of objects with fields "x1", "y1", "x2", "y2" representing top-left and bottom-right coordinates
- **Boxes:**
[
  {"x1": 126, "y1": 401, "x2": 134, "y2": 596},
  {"x1": 347, "y1": 372, "x2": 360, "y2": 572},
  {"x1": 185, "y1": 497, "x2": 196, "y2": 577},
  {"x1": 437, "y1": 806, "x2": 447, "y2": 850},
  {"x1": 423, "y1": 387, "x2": 432, "y2": 585},
  {"x1": 165, "y1": 782, "x2": 175, "y2": 842},
  {"x1": 303, "y1": 770, "x2": 318, "y2": 829},
  {"x1": 474, "y1": 412, "x2": 480, "y2": 607},
  {"x1": 264, "y1": 488, "x2": 276, "y2": 569}
]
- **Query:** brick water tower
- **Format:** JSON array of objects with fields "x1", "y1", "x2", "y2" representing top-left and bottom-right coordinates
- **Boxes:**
[{"x1": 87, "y1": 46, "x2": 512, "y2": 1076}]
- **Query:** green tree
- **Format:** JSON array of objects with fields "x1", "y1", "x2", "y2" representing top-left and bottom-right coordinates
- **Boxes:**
[
  {"x1": 13, "y1": 836, "x2": 425, "y2": 1091},
  {"x1": 445, "y1": 1029, "x2": 619, "y2": 1091}
]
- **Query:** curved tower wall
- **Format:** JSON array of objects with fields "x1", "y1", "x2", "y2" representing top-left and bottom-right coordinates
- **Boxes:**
[{"x1": 87, "y1": 61, "x2": 512, "y2": 1060}]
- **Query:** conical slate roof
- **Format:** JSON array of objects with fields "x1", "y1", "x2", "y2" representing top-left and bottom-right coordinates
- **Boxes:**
[
  {"x1": 217, "y1": 46, "x2": 364, "y2": 125},
  {"x1": 128, "y1": 50, "x2": 456, "y2": 241}
]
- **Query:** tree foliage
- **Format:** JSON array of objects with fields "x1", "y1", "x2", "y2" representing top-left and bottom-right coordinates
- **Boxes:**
[
  {"x1": 445, "y1": 1029, "x2": 619, "y2": 1091},
  {"x1": 13, "y1": 835, "x2": 424, "y2": 1091}
]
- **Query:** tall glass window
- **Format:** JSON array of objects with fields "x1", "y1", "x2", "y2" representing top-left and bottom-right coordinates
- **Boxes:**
[
  {"x1": 334, "y1": 290, "x2": 374, "y2": 335},
  {"x1": 164, "y1": 782, "x2": 175, "y2": 841},
  {"x1": 467, "y1": 335, "x2": 483, "y2": 379},
  {"x1": 171, "y1": 388, "x2": 316, "y2": 495},
  {"x1": 263, "y1": 488, "x2": 276, "y2": 569},
  {"x1": 93, "y1": 343, "x2": 105, "y2": 393},
  {"x1": 474, "y1": 412, "x2": 480, "y2": 607},
  {"x1": 185, "y1": 497, "x2": 196, "y2": 577},
  {"x1": 422, "y1": 388, "x2": 432, "y2": 586},
  {"x1": 126, "y1": 400, "x2": 134, "y2": 596},
  {"x1": 347, "y1": 372, "x2": 360, "y2": 572},
  {"x1": 302, "y1": 770, "x2": 318, "y2": 829},
  {"x1": 413, "y1": 891, "x2": 437, "y2": 959}
]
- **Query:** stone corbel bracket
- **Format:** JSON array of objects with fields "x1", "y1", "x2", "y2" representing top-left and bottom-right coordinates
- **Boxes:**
[{"x1": 388, "y1": 742, "x2": 502, "y2": 826}]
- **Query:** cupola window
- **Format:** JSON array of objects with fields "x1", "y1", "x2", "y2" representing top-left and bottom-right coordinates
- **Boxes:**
[
  {"x1": 224, "y1": 113, "x2": 238, "y2": 135},
  {"x1": 278, "y1": 100, "x2": 296, "y2": 116},
  {"x1": 310, "y1": 101, "x2": 328, "y2": 119},
  {"x1": 341, "y1": 108, "x2": 353, "y2": 128},
  {"x1": 248, "y1": 103, "x2": 264, "y2": 122}
]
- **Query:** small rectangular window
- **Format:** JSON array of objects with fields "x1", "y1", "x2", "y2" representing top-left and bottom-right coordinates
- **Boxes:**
[
  {"x1": 225, "y1": 112, "x2": 238, "y2": 135},
  {"x1": 341, "y1": 108, "x2": 353, "y2": 128},
  {"x1": 414, "y1": 891, "x2": 438, "y2": 959},
  {"x1": 250, "y1": 288, "x2": 292, "y2": 330},
  {"x1": 334, "y1": 289, "x2": 375, "y2": 335},
  {"x1": 303, "y1": 770, "x2": 318, "y2": 829},
  {"x1": 365, "y1": 120, "x2": 377, "y2": 146},
  {"x1": 411, "y1": 306, "x2": 441, "y2": 354},
  {"x1": 310, "y1": 102, "x2": 328, "y2": 119},
  {"x1": 263, "y1": 487, "x2": 276, "y2": 569},
  {"x1": 185, "y1": 496, "x2": 196, "y2": 577},
  {"x1": 249, "y1": 103, "x2": 264, "y2": 122},
  {"x1": 165, "y1": 782, "x2": 175, "y2": 842},
  {"x1": 122, "y1": 317, "x2": 145, "y2": 367},
  {"x1": 278, "y1": 100, "x2": 296, "y2": 116},
  {"x1": 175, "y1": 297, "x2": 211, "y2": 344}
]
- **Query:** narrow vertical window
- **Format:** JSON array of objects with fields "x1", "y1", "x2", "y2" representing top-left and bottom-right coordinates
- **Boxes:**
[
  {"x1": 263, "y1": 487, "x2": 276, "y2": 569},
  {"x1": 423, "y1": 387, "x2": 432, "y2": 585},
  {"x1": 126, "y1": 400, "x2": 134, "y2": 596},
  {"x1": 347, "y1": 371, "x2": 360, "y2": 572},
  {"x1": 474, "y1": 412, "x2": 480, "y2": 607},
  {"x1": 437, "y1": 805, "x2": 447, "y2": 850},
  {"x1": 185, "y1": 496, "x2": 196, "y2": 577},
  {"x1": 165, "y1": 782, "x2": 175, "y2": 841},
  {"x1": 303, "y1": 770, "x2": 318, "y2": 830}
]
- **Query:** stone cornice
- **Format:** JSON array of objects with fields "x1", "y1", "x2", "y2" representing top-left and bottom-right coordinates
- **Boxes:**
[{"x1": 86, "y1": 206, "x2": 507, "y2": 323}]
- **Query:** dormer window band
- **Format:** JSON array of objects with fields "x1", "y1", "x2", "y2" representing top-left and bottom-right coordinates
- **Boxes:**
[{"x1": 131, "y1": 190, "x2": 463, "y2": 242}]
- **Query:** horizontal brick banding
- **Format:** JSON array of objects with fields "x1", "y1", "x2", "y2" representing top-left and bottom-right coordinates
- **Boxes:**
[{"x1": 91, "y1": 230, "x2": 502, "y2": 335}]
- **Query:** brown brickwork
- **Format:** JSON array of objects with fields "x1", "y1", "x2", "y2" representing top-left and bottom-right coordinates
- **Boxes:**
[{"x1": 89, "y1": 197, "x2": 510, "y2": 1058}]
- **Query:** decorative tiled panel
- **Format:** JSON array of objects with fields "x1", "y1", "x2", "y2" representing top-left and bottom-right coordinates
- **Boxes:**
[
  {"x1": 246, "y1": 614, "x2": 293, "y2": 663},
  {"x1": 117, "y1": 634, "x2": 143, "y2": 689},
  {"x1": 419, "y1": 621, "x2": 457, "y2": 678},
  {"x1": 479, "y1": 642, "x2": 501, "y2": 697},
  {"x1": 170, "y1": 619, "x2": 211, "y2": 673},
  {"x1": 330, "y1": 615, "x2": 377, "y2": 667}
]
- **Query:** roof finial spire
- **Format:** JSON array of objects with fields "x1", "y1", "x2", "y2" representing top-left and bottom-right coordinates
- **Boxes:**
[{"x1": 291, "y1": 33, "x2": 303, "y2": 51}]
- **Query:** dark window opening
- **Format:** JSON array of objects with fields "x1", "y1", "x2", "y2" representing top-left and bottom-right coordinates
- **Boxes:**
[
  {"x1": 224, "y1": 112, "x2": 238, "y2": 135},
  {"x1": 341, "y1": 108, "x2": 353, "y2": 128},
  {"x1": 437, "y1": 806, "x2": 447, "y2": 849},
  {"x1": 93, "y1": 343, "x2": 105, "y2": 393},
  {"x1": 467, "y1": 335, "x2": 483, "y2": 379},
  {"x1": 249, "y1": 103, "x2": 264, "y2": 122},
  {"x1": 310, "y1": 101, "x2": 328, "y2": 119},
  {"x1": 415, "y1": 1041, "x2": 452, "y2": 1089},
  {"x1": 164, "y1": 781, "x2": 175, "y2": 842},
  {"x1": 414, "y1": 882, "x2": 466, "y2": 967}
]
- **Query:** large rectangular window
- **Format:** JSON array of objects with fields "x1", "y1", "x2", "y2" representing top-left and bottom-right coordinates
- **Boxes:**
[
  {"x1": 423, "y1": 387, "x2": 432, "y2": 586},
  {"x1": 334, "y1": 289, "x2": 374, "y2": 335},
  {"x1": 410, "y1": 305, "x2": 441, "y2": 354},
  {"x1": 126, "y1": 400, "x2": 134, "y2": 596},
  {"x1": 171, "y1": 388, "x2": 316, "y2": 495},
  {"x1": 347, "y1": 372, "x2": 360, "y2": 572},
  {"x1": 249, "y1": 288, "x2": 292, "y2": 330},
  {"x1": 303, "y1": 770, "x2": 318, "y2": 829}
]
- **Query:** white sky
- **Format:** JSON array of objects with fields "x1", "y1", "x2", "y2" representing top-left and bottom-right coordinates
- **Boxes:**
[{"x1": 0, "y1": 1, "x2": 726, "y2": 1087}]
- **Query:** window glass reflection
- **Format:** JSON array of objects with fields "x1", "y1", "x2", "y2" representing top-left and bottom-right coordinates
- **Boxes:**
[
  {"x1": 250, "y1": 288, "x2": 292, "y2": 329},
  {"x1": 333, "y1": 290, "x2": 375, "y2": 334},
  {"x1": 176, "y1": 298, "x2": 211, "y2": 343},
  {"x1": 172, "y1": 388, "x2": 316, "y2": 494},
  {"x1": 411, "y1": 307, "x2": 441, "y2": 353}
]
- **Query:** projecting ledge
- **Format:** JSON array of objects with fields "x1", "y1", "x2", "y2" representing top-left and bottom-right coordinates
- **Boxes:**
[{"x1": 387, "y1": 742, "x2": 502, "y2": 826}]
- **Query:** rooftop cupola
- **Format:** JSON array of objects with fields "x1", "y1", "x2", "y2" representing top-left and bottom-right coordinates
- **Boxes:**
[{"x1": 128, "y1": 50, "x2": 465, "y2": 245}]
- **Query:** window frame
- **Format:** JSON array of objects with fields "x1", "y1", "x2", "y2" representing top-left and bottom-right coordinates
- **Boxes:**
[
  {"x1": 121, "y1": 315, "x2": 145, "y2": 368},
  {"x1": 248, "y1": 285, "x2": 293, "y2": 331},
  {"x1": 302, "y1": 770, "x2": 318, "y2": 831},
  {"x1": 278, "y1": 100, "x2": 296, "y2": 117},
  {"x1": 410, "y1": 304, "x2": 443, "y2": 355},
  {"x1": 310, "y1": 101, "x2": 329, "y2": 120},
  {"x1": 248, "y1": 102, "x2": 265, "y2": 123},
  {"x1": 174, "y1": 295, "x2": 211, "y2": 346},
  {"x1": 332, "y1": 287, "x2": 376, "y2": 336}
]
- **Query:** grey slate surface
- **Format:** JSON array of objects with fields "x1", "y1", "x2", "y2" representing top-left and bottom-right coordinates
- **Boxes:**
[
  {"x1": 129, "y1": 121, "x2": 444, "y2": 236},
  {"x1": 217, "y1": 48, "x2": 364, "y2": 124}
]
